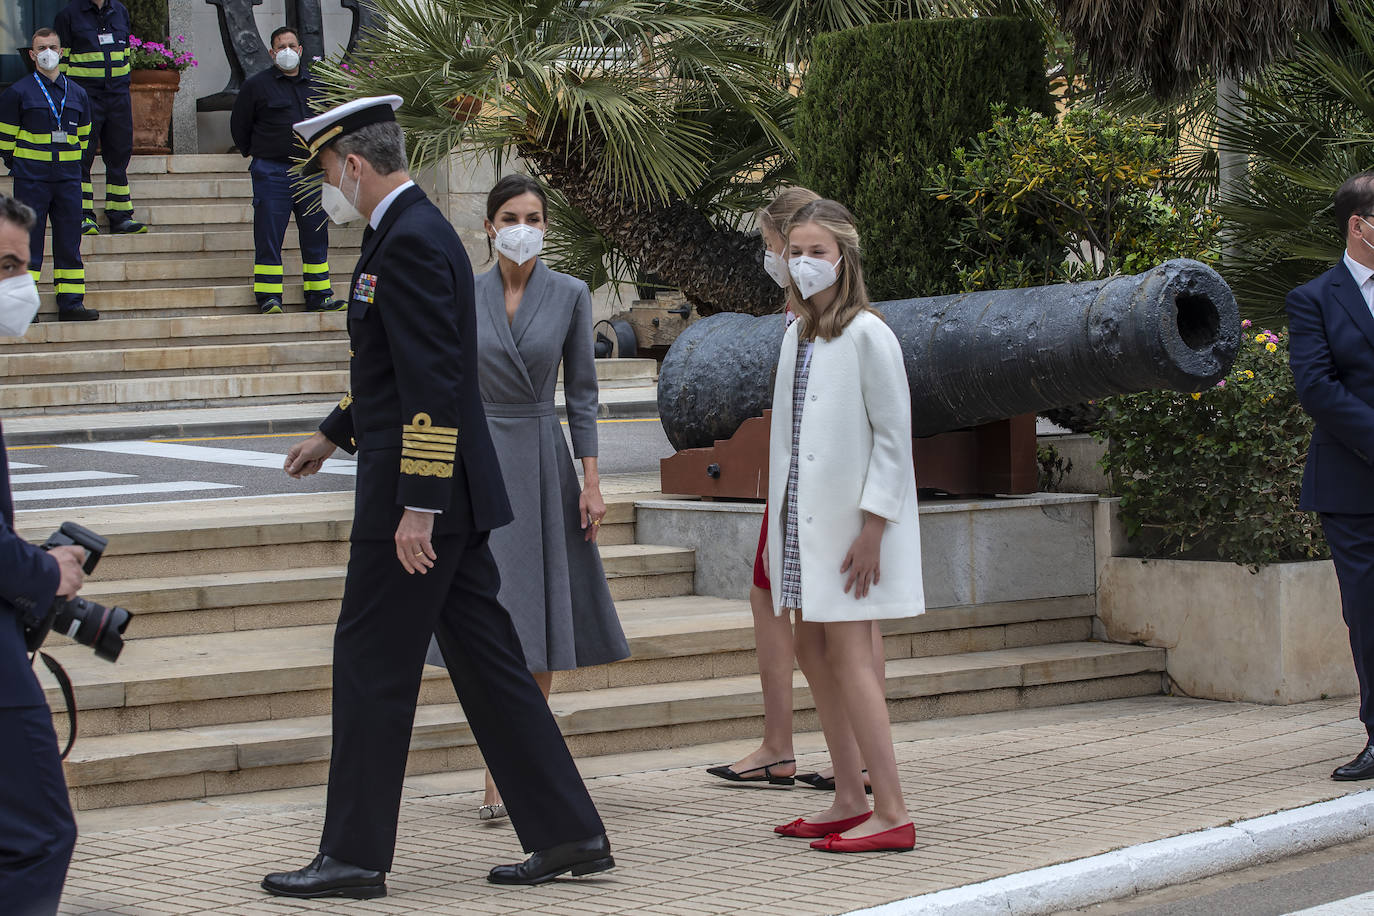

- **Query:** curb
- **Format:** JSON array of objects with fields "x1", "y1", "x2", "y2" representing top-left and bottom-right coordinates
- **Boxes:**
[
  {"x1": 4, "y1": 400, "x2": 661, "y2": 446},
  {"x1": 843, "y1": 791, "x2": 1374, "y2": 916}
]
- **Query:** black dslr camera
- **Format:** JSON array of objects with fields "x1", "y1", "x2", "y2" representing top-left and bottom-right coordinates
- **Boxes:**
[{"x1": 22, "y1": 522, "x2": 131, "y2": 662}]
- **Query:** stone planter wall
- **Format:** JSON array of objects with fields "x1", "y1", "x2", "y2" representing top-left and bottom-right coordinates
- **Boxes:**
[{"x1": 1097, "y1": 506, "x2": 1349, "y2": 704}]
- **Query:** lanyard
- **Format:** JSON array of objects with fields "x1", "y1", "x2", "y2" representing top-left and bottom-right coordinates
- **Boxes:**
[{"x1": 34, "y1": 73, "x2": 66, "y2": 129}]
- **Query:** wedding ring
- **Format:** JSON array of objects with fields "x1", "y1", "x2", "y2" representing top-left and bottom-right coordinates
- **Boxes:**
[
  {"x1": 592, "y1": 519, "x2": 601, "y2": 527},
  {"x1": 414, "y1": 551, "x2": 425, "y2": 557}
]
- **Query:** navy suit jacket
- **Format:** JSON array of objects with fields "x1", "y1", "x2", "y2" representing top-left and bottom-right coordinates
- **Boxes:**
[
  {"x1": 0, "y1": 421, "x2": 60, "y2": 707},
  {"x1": 1287, "y1": 261, "x2": 1374, "y2": 515}
]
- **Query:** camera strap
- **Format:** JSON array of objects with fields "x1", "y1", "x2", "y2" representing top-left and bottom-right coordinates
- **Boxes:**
[{"x1": 36, "y1": 651, "x2": 77, "y2": 759}]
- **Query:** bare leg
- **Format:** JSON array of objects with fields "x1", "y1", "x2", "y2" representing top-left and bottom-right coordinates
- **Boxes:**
[
  {"x1": 484, "y1": 670, "x2": 555, "y2": 806},
  {"x1": 720, "y1": 586, "x2": 798, "y2": 778},
  {"x1": 792, "y1": 617, "x2": 868, "y2": 823},
  {"x1": 814, "y1": 621, "x2": 885, "y2": 784},
  {"x1": 822, "y1": 620, "x2": 908, "y2": 837}
]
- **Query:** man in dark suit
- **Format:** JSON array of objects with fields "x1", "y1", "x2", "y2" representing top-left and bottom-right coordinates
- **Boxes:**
[
  {"x1": 261, "y1": 97, "x2": 612, "y2": 900},
  {"x1": 0, "y1": 192, "x2": 87, "y2": 915},
  {"x1": 1288, "y1": 171, "x2": 1374, "y2": 781}
]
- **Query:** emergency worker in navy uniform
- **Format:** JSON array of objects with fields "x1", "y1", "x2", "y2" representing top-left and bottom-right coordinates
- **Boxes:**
[
  {"x1": 0, "y1": 193, "x2": 87, "y2": 916},
  {"x1": 53, "y1": 0, "x2": 147, "y2": 234},
  {"x1": 261, "y1": 97, "x2": 613, "y2": 901}
]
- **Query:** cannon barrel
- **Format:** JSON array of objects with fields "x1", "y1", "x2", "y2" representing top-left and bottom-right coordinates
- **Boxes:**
[{"x1": 657, "y1": 259, "x2": 1240, "y2": 451}]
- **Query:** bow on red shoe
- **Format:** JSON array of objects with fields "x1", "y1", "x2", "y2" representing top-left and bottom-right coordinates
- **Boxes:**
[
  {"x1": 809, "y1": 823, "x2": 916, "y2": 853},
  {"x1": 774, "y1": 811, "x2": 872, "y2": 838}
]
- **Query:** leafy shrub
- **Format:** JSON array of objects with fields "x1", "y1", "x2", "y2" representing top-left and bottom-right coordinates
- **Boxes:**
[
  {"x1": 931, "y1": 105, "x2": 1221, "y2": 292},
  {"x1": 795, "y1": 17, "x2": 1051, "y2": 300},
  {"x1": 124, "y1": 0, "x2": 168, "y2": 44},
  {"x1": 1094, "y1": 323, "x2": 1327, "y2": 567}
]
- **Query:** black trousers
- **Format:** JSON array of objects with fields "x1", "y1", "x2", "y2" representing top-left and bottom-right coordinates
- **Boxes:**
[
  {"x1": 320, "y1": 531, "x2": 604, "y2": 872},
  {"x1": 0, "y1": 703, "x2": 77, "y2": 916},
  {"x1": 78, "y1": 88, "x2": 133, "y2": 223},
  {"x1": 14, "y1": 178, "x2": 85, "y2": 312},
  {"x1": 1321, "y1": 512, "x2": 1374, "y2": 739}
]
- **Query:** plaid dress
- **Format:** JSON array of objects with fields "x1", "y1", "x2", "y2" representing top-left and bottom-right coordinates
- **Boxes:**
[{"x1": 779, "y1": 335, "x2": 813, "y2": 609}]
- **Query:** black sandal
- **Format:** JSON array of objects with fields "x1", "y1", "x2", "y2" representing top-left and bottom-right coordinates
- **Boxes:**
[
  {"x1": 705, "y1": 759, "x2": 796, "y2": 786},
  {"x1": 797, "y1": 769, "x2": 872, "y2": 794}
]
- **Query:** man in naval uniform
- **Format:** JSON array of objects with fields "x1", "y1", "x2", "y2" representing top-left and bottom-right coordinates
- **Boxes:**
[{"x1": 261, "y1": 96, "x2": 612, "y2": 900}]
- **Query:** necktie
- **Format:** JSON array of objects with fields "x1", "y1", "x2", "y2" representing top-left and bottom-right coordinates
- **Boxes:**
[{"x1": 362, "y1": 225, "x2": 374, "y2": 245}]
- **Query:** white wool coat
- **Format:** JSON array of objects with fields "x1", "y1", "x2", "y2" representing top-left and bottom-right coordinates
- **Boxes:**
[{"x1": 767, "y1": 311, "x2": 926, "y2": 622}]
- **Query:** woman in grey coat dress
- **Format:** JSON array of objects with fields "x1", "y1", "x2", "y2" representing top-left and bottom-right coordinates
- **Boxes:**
[{"x1": 428, "y1": 174, "x2": 629, "y2": 821}]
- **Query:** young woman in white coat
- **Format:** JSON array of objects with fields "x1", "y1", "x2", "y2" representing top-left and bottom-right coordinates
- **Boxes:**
[
  {"x1": 768, "y1": 199, "x2": 923, "y2": 853},
  {"x1": 707, "y1": 187, "x2": 885, "y2": 793}
]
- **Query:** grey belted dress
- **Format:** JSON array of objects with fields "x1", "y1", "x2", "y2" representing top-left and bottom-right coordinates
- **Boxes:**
[{"x1": 427, "y1": 260, "x2": 629, "y2": 672}]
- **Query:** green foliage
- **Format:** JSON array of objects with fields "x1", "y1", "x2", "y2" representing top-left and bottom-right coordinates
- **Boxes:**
[
  {"x1": 931, "y1": 105, "x2": 1221, "y2": 291},
  {"x1": 795, "y1": 17, "x2": 1051, "y2": 300},
  {"x1": 1094, "y1": 325, "x2": 1328, "y2": 567},
  {"x1": 1217, "y1": 0, "x2": 1374, "y2": 326},
  {"x1": 123, "y1": 0, "x2": 167, "y2": 42}
]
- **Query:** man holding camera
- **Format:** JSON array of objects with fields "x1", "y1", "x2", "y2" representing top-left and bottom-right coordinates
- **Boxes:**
[{"x1": 0, "y1": 193, "x2": 86, "y2": 914}]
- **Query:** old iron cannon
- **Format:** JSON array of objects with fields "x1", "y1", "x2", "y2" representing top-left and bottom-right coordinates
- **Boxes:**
[{"x1": 657, "y1": 259, "x2": 1240, "y2": 496}]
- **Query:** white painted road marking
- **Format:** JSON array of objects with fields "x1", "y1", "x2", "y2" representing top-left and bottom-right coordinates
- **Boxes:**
[
  {"x1": 63, "y1": 440, "x2": 358, "y2": 475},
  {"x1": 7, "y1": 461, "x2": 44, "y2": 469},
  {"x1": 9, "y1": 470, "x2": 137, "y2": 485},
  {"x1": 10, "y1": 481, "x2": 241, "y2": 502},
  {"x1": 1286, "y1": 891, "x2": 1374, "y2": 914}
]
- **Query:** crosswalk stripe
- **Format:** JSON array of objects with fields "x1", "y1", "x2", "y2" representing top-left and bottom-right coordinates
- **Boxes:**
[
  {"x1": 1285, "y1": 891, "x2": 1374, "y2": 914},
  {"x1": 9, "y1": 470, "x2": 137, "y2": 485},
  {"x1": 10, "y1": 481, "x2": 241, "y2": 502},
  {"x1": 8, "y1": 461, "x2": 44, "y2": 469},
  {"x1": 64, "y1": 440, "x2": 358, "y2": 475}
]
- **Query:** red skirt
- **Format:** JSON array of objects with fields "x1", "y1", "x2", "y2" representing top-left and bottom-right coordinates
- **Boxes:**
[{"x1": 753, "y1": 505, "x2": 770, "y2": 591}]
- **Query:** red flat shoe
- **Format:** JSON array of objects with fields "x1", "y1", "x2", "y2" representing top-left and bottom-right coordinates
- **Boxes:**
[
  {"x1": 774, "y1": 811, "x2": 871, "y2": 838},
  {"x1": 809, "y1": 822, "x2": 915, "y2": 852}
]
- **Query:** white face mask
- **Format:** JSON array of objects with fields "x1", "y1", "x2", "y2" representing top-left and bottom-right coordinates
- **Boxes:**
[
  {"x1": 763, "y1": 250, "x2": 789, "y2": 289},
  {"x1": 1359, "y1": 217, "x2": 1374, "y2": 255},
  {"x1": 0, "y1": 273, "x2": 41, "y2": 337},
  {"x1": 35, "y1": 48, "x2": 61, "y2": 71},
  {"x1": 493, "y1": 224, "x2": 544, "y2": 266},
  {"x1": 321, "y1": 164, "x2": 362, "y2": 225},
  {"x1": 789, "y1": 255, "x2": 842, "y2": 300},
  {"x1": 274, "y1": 47, "x2": 301, "y2": 71}
]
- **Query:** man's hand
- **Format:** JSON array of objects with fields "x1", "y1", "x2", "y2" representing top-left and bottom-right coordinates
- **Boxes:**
[
  {"x1": 395, "y1": 509, "x2": 436, "y2": 574},
  {"x1": 49, "y1": 545, "x2": 86, "y2": 599},
  {"x1": 284, "y1": 432, "x2": 337, "y2": 478}
]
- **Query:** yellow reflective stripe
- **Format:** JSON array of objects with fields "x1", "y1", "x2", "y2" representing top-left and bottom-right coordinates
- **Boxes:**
[
  {"x1": 0, "y1": 123, "x2": 18, "y2": 137},
  {"x1": 105, "y1": 183, "x2": 130, "y2": 195},
  {"x1": 254, "y1": 264, "x2": 284, "y2": 275},
  {"x1": 58, "y1": 150, "x2": 81, "y2": 161},
  {"x1": 111, "y1": 64, "x2": 130, "y2": 77},
  {"x1": 76, "y1": 125, "x2": 91, "y2": 136},
  {"x1": 65, "y1": 66, "x2": 105, "y2": 78},
  {"x1": 303, "y1": 280, "x2": 331, "y2": 291},
  {"x1": 13, "y1": 148, "x2": 54, "y2": 161},
  {"x1": 253, "y1": 281, "x2": 284, "y2": 293},
  {"x1": 54, "y1": 282, "x2": 85, "y2": 294},
  {"x1": 17, "y1": 131, "x2": 51, "y2": 143},
  {"x1": 27, "y1": 269, "x2": 39, "y2": 280},
  {"x1": 105, "y1": 200, "x2": 132, "y2": 211},
  {"x1": 302, "y1": 262, "x2": 330, "y2": 272},
  {"x1": 52, "y1": 268, "x2": 84, "y2": 279},
  {"x1": 69, "y1": 51, "x2": 104, "y2": 61}
]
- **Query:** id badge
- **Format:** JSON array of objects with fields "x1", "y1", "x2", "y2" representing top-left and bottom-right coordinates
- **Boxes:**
[
  {"x1": 51, "y1": 130, "x2": 67, "y2": 143},
  {"x1": 98, "y1": 32, "x2": 115, "y2": 45}
]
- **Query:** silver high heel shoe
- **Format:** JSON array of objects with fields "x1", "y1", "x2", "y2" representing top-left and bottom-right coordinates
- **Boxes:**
[{"x1": 477, "y1": 803, "x2": 508, "y2": 823}]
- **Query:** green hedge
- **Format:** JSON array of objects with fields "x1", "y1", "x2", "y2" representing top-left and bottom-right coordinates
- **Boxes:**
[
  {"x1": 125, "y1": 0, "x2": 167, "y2": 41},
  {"x1": 795, "y1": 18, "x2": 1051, "y2": 300}
]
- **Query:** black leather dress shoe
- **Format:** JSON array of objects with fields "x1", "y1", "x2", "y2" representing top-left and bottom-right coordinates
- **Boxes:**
[
  {"x1": 261, "y1": 853, "x2": 386, "y2": 898},
  {"x1": 1333, "y1": 744, "x2": 1374, "y2": 781},
  {"x1": 487, "y1": 834, "x2": 615, "y2": 885}
]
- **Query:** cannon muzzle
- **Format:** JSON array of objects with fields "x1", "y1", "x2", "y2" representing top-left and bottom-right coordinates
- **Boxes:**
[{"x1": 657, "y1": 259, "x2": 1240, "y2": 451}]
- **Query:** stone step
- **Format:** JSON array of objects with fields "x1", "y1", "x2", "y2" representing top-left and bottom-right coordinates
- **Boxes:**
[
  {"x1": 55, "y1": 640, "x2": 1165, "y2": 809},
  {"x1": 77, "y1": 227, "x2": 365, "y2": 260},
  {"x1": 0, "y1": 175, "x2": 253, "y2": 203},
  {"x1": 32, "y1": 254, "x2": 346, "y2": 289},
  {"x1": 42, "y1": 595, "x2": 1099, "y2": 734},
  {"x1": 0, "y1": 312, "x2": 346, "y2": 353},
  {"x1": 35, "y1": 282, "x2": 306, "y2": 318},
  {"x1": 0, "y1": 368, "x2": 348, "y2": 415},
  {"x1": 0, "y1": 340, "x2": 349, "y2": 382}
]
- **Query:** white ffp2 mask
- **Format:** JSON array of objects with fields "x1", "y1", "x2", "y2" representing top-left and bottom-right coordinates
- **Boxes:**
[
  {"x1": 763, "y1": 250, "x2": 789, "y2": 289},
  {"x1": 493, "y1": 224, "x2": 544, "y2": 265},
  {"x1": 789, "y1": 255, "x2": 841, "y2": 300},
  {"x1": 35, "y1": 49, "x2": 61, "y2": 71},
  {"x1": 0, "y1": 273, "x2": 42, "y2": 336},
  {"x1": 322, "y1": 168, "x2": 362, "y2": 225},
  {"x1": 274, "y1": 48, "x2": 301, "y2": 71}
]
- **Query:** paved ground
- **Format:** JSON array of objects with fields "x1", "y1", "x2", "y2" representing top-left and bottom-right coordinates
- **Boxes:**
[
  {"x1": 56, "y1": 695, "x2": 1374, "y2": 915},
  {"x1": 9, "y1": 418, "x2": 673, "y2": 511}
]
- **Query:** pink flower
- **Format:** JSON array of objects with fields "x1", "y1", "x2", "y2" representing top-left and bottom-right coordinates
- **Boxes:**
[
  {"x1": 1216, "y1": 379, "x2": 1225, "y2": 388},
  {"x1": 1241, "y1": 319, "x2": 1252, "y2": 329}
]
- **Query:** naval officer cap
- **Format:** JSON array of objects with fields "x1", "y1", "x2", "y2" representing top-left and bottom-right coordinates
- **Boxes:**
[{"x1": 293, "y1": 94, "x2": 403, "y2": 174}]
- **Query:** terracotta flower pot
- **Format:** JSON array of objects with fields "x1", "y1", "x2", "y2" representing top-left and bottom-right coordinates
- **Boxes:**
[
  {"x1": 130, "y1": 68, "x2": 180, "y2": 155},
  {"x1": 443, "y1": 93, "x2": 482, "y2": 122}
]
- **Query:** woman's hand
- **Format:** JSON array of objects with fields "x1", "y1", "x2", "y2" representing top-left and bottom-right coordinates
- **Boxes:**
[
  {"x1": 580, "y1": 481, "x2": 606, "y2": 542},
  {"x1": 841, "y1": 513, "x2": 887, "y2": 599}
]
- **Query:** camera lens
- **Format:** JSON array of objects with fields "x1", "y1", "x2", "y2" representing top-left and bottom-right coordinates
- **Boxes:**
[{"x1": 53, "y1": 598, "x2": 132, "y2": 662}]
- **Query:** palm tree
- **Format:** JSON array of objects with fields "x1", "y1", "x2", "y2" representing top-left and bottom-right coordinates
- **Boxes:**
[
  {"x1": 1216, "y1": 0, "x2": 1374, "y2": 323},
  {"x1": 315, "y1": 0, "x2": 978, "y2": 315}
]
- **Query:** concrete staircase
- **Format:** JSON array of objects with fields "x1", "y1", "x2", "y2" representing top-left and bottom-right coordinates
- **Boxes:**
[
  {"x1": 16, "y1": 491, "x2": 1166, "y2": 811},
  {"x1": 0, "y1": 154, "x2": 658, "y2": 419}
]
